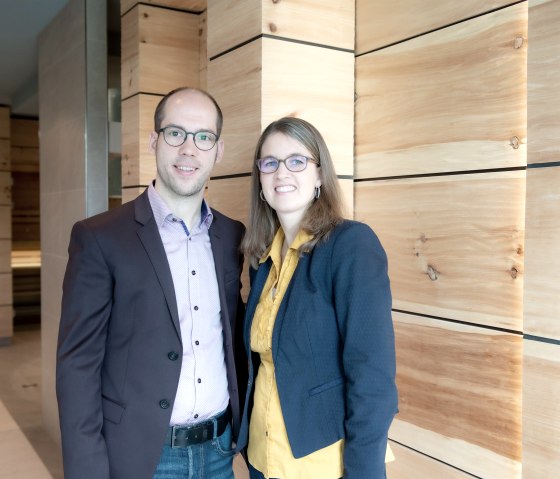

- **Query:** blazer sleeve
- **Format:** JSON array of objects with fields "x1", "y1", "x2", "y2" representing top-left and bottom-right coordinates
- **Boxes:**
[
  {"x1": 56, "y1": 220, "x2": 113, "y2": 478},
  {"x1": 331, "y1": 223, "x2": 398, "y2": 479}
]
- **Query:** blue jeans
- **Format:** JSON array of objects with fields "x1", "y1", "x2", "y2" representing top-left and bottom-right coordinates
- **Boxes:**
[{"x1": 153, "y1": 422, "x2": 234, "y2": 479}]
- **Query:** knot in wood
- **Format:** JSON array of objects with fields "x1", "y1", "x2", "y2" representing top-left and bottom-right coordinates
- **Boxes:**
[
  {"x1": 426, "y1": 265, "x2": 439, "y2": 281},
  {"x1": 269, "y1": 22, "x2": 277, "y2": 33},
  {"x1": 513, "y1": 36, "x2": 524, "y2": 49},
  {"x1": 510, "y1": 267, "x2": 518, "y2": 279},
  {"x1": 510, "y1": 136, "x2": 520, "y2": 149}
]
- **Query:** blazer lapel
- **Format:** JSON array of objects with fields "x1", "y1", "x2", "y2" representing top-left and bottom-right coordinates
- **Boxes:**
[
  {"x1": 134, "y1": 191, "x2": 181, "y2": 339},
  {"x1": 209, "y1": 218, "x2": 228, "y2": 329},
  {"x1": 244, "y1": 259, "x2": 272, "y2": 355}
]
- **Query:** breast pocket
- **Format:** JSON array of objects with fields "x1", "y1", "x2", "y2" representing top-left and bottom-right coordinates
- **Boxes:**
[{"x1": 309, "y1": 377, "x2": 344, "y2": 397}]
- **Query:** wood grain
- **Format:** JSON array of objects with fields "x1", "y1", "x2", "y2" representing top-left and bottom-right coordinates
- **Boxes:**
[
  {"x1": 209, "y1": 38, "x2": 354, "y2": 178},
  {"x1": 355, "y1": 171, "x2": 525, "y2": 330},
  {"x1": 0, "y1": 273, "x2": 12, "y2": 306},
  {"x1": 121, "y1": 5, "x2": 200, "y2": 99},
  {"x1": 528, "y1": 0, "x2": 560, "y2": 165},
  {"x1": 0, "y1": 305, "x2": 13, "y2": 339},
  {"x1": 199, "y1": 10, "x2": 208, "y2": 91},
  {"x1": 356, "y1": 4, "x2": 527, "y2": 179},
  {"x1": 121, "y1": 94, "x2": 160, "y2": 188},
  {"x1": 356, "y1": 0, "x2": 518, "y2": 54},
  {"x1": 121, "y1": 187, "x2": 146, "y2": 205},
  {"x1": 0, "y1": 107, "x2": 9, "y2": 138},
  {"x1": 0, "y1": 140, "x2": 9, "y2": 171},
  {"x1": 522, "y1": 339, "x2": 560, "y2": 478},
  {"x1": 0, "y1": 240, "x2": 9, "y2": 273},
  {"x1": 10, "y1": 146, "x2": 39, "y2": 173},
  {"x1": 10, "y1": 119, "x2": 39, "y2": 148},
  {"x1": 208, "y1": 0, "x2": 354, "y2": 59},
  {"x1": 121, "y1": 0, "x2": 206, "y2": 16},
  {"x1": 391, "y1": 311, "x2": 522, "y2": 478},
  {"x1": 387, "y1": 441, "x2": 475, "y2": 479},
  {"x1": 0, "y1": 172, "x2": 11, "y2": 206},
  {"x1": 523, "y1": 167, "x2": 560, "y2": 340}
]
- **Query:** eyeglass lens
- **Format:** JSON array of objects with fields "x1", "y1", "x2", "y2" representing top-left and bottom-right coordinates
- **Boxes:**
[
  {"x1": 160, "y1": 126, "x2": 217, "y2": 151},
  {"x1": 257, "y1": 155, "x2": 315, "y2": 173}
]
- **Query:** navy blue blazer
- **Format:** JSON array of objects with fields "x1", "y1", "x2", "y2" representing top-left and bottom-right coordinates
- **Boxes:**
[{"x1": 237, "y1": 220, "x2": 398, "y2": 478}]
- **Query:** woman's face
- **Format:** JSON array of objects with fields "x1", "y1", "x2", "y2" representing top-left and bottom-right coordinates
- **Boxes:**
[{"x1": 258, "y1": 132, "x2": 321, "y2": 228}]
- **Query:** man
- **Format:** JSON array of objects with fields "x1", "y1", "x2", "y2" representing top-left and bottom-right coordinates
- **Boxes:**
[{"x1": 56, "y1": 87, "x2": 246, "y2": 479}]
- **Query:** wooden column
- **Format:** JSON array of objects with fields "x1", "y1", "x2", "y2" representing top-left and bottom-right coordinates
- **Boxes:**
[
  {"x1": 120, "y1": 0, "x2": 206, "y2": 203},
  {"x1": 0, "y1": 106, "x2": 13, "y2": 344},
  {"x1": 205, "y1": 0, "x2": 355, "y2": 224},
  {"x1": 355, "y1": 2, "x2": 526, "y2": 478},
  {"x1": 523, "y1": 0, "x2": 560, "y2": 476}
]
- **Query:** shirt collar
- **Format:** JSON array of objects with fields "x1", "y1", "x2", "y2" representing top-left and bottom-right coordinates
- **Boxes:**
[
  {"x1": 147, "y1": 181, "x2": 213, "y2": 229},
  {"x1": 259, "y1": 228, "x2": 313, "y2": 265}
]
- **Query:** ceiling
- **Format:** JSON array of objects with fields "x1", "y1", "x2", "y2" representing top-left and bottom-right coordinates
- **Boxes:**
[{"x1": 0, "y1": 0, "x2": 120, "y2": 118}]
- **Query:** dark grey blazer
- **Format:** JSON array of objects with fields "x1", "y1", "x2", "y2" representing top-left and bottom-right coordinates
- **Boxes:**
[{"x1": 56, "y1": 189, "x2": 246, "y2": 479}]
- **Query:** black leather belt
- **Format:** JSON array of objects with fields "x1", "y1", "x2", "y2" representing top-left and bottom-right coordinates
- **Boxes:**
[{"x1": 166, "y1": 409, "x2": 230, "y2": 448}]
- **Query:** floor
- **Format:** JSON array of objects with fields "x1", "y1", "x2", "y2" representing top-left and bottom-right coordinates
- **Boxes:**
[{"x1": 0, "y1": 324, "x2": 248, "y2": 479}]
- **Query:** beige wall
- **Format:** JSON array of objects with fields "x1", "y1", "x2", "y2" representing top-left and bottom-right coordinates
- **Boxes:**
[{"x1": 38, "y1": 0, "x2": 107, "y2": 443}]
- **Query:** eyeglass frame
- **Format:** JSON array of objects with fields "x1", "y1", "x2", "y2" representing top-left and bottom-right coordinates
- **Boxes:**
[
  {"x1": 158, "y1": 125, "x2": 219, "y2": 151},
  {"x1": 256, "y1": 154, "x2": 320, "y2": 174}
]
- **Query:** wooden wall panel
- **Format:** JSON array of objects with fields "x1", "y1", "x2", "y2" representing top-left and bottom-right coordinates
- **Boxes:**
[
  {"x1": 0, "y1": 240, "x2": 9, "y2": 273},
  {"x1": 208, "y1": 0, "x2": 354, "y2": 59},
  {"x1": 208, "y1": 40, "x2": 262, "y2": 178},
  {"x1": 199, "y1": 11, "x2": 208, "y2": 91},
  {"x1": 357, "y1": 0, "x2": 516, "y2": 54},
  {"x1": 527, "y1": 0, "x2": 560, "y2": 165},
  {"x1": 0, "y1": 107, "x2": 9, "y2": 138},
  {"x1": 355, "y1": 4, "x2": 527, "y2": 179},
  {"x1": 355, "y1": 171, "x2": 525, "y2": 330},
  {"x1": 10, "y1": 146, "x2": 39, "y2": 173},
  {"x1": 121, "y1": 5, "x2": 200, "y2": 99},
  {"x1": 0, "y1": 172, "x2": 11, "y2": 205},
  {"x1": 0, "y1": 274, "x2": 12, "y2": 306},
  {"x1": 121, "y1": 94, "x2": 160, "y2": 187},
  {"x1": 522, "y1": 339, "x2": 560, "y2": 478},
  {"x1": 121, "y1": 187, "x2": 146, "y2": 205},
  {"x1": 0, "y1": 140, "x2": 9, "y2": 171},
  {"x1": 387, "y1": 441, "x2": 476, "y2": 479},
  {"x1": 209, "y1": 38, "x2": 354, "y2": 178},
  {"x1": 10, "y1": 118, "x2": 39, "y2": 148},
  {"x1": 0, "y1": 305, "x2": 12, "y2": 339},
  {"x1": 121, "y1": 0, "x2": 206, "y2": 15},
  {"x1": 391, "y1": 311, "x2": 522, "y2": 478},
  {"x1": 523, "y1": 167, "x2": 560, "y2": 340}
]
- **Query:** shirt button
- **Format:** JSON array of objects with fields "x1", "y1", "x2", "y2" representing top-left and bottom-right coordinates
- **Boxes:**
[
  {"x1": 194, "y1": 414, "x2": 199, "y2": 419},
  {"x1": 194, "y1": 306, "x2": 199, "y2": 311},
  {"x1": 168, "y1": 351, "x2": 179, "y2": 361},
  {"x1": 191, "y1": 270, "x2": 196, "y2": 275},
  {"x1": 195, "y1": 340, "x2": 200, "y2": 346},
  {"x1": 197, "y1": 378, "x2": 202, "y2": 383},
  {"x1": 159, "y1": 399, "x2": 170, "y2": 409}
]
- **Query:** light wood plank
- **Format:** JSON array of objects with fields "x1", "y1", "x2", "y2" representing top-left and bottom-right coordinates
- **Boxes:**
[
  {"x1": 0, "y1": 240, "x2": 10, "y2": 273},
  {"x1": 0, "y1": 273, "x2": 12, "y2": 306},
  {"x1": 0, "y1": 107, "x2": 9, "y2": 139},
  {"x1": 0, "y1": 304, "x2": 12, "y2": 339},
  {"x1": 10, "y1": 146, "x2": 39, "y2": 173},
  {"x1": 387, "y1": 441, "x2": 475, "y2": 479},
  {"x1": 208, "y1": 0, "x2": 354, "y2": 59},
  {"x1": 522, "y1": 339, "x2": 560, "y2": 479},
  {"x1": 0, "y1": 206, "x2": 11, "y2": 240},
  {"x1": 121, "y1": 0, "x2": 206, "y2": 15},
  {"x1": 209, "y1": 38, "x2": 354, "y2": 177},
  {"x1": 121, "y1": 187, "x2": 146, "y2": 205},
  {"x1": 355, "y1": 171, "x2": 525, "y2": 330},
  {"x1": 10, "y1": 119, "x2": 39, "y2": 148},
  {"x1": 208, "y1": 40, "x2": 262, "y2": 177},
  {"x1": 0, "y1": 140, "x2": 9, "y2": 171},
  {"x1": 391, "y1": 311, "x2": 522, "y2": 478},
  {"x1": 0, "y1": 172, "x2": 12, "y2": 206},
  {"x1": 199, "y1": 10, "x2": 208, "y2": 91},
  {"x1": 528, "y1": 0, "x2": 560, "y2": 165},
  {"x1": 121, "y1": 94, "x2": 160, "y2": 187},
  {"x1": 523, "y1": 167, "x2": 560, "y2": 340},
  {"x1": 121, "y1": 5, "x2": 200, "y2": 99},
  {"x1": 357, "y1": 0, "x2": 517, "y2": 54},
  {"x1": 356, "y1": 4, "x2": 527, "y2": 179}
]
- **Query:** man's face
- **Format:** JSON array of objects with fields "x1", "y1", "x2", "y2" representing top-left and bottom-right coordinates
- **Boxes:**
[{"x1": 149, "y1": 90, "x2": 224, "y2": 202}]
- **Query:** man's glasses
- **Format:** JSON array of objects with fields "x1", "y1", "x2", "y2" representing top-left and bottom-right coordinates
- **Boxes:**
[
  {"x1": 256, "y1": 155, "x2": 320, "y2": 174},
  {"x1": 158, "y1": 126, "x2": 218, "y2": 151}
]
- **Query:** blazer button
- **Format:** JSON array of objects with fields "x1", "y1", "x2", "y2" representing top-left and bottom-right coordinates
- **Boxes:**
[
  {"x1": 159, "y1": 399, "x2": 170, "y2": 409},
  {"x1": 168, "y1": 351, "x2": 179, "y2": 361}
]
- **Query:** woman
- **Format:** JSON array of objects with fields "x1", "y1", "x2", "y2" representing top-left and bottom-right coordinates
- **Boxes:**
[{"x1": 238, "y1": 117, "x2": 398, "y2": 479}]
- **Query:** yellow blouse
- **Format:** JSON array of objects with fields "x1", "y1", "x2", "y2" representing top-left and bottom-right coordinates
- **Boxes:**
[{"x1": 248, "y1": 228, "x2": 394, "y2": 479}]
